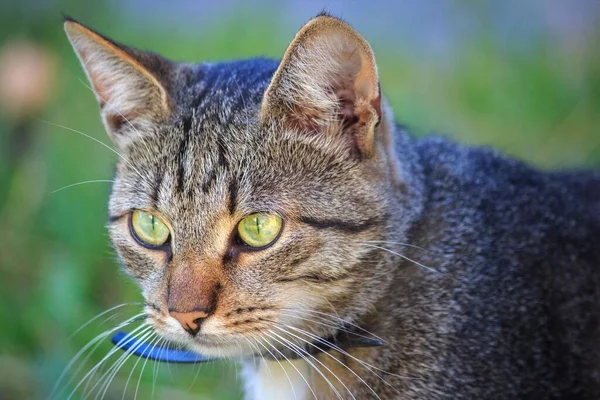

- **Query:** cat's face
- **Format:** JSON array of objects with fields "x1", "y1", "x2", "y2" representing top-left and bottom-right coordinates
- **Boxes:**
[
  {"x1": 66, "y1": 15, "x2": 408, "y2": 357},
  {"x1": 107, "y1": 113, "x2": 391, "y2": 357}
]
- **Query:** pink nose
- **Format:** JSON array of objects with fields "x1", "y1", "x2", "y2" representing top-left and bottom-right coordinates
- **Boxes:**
[{"x1": 169, "y1": 310, "x2": 209, "y2": 336}]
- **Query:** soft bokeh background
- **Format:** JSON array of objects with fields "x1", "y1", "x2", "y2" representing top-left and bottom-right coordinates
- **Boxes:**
[{"x1": 1, "y1": 0, "x2": 599, "y2": 399}]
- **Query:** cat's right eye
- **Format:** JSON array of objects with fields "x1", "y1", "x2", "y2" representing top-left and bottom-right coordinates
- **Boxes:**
[{"x1": 130, "y1": 210, "x2": 170, "y2": 248}]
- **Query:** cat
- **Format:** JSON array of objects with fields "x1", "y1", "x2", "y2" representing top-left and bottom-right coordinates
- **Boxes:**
[{"x1": 64, "y1": 12, "x2": 600, "y2": 400}]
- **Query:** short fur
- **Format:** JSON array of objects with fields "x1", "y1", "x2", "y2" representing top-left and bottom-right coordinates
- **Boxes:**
[{"x1": 65, "y1": 14, "x2": 600, "y2": 399}]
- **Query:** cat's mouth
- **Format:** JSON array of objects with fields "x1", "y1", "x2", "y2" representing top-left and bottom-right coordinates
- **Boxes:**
[
  {"x1": 142, "y1": 308, "x2": 283, "y2": 358},
  {"x1": 112, "y1": 316, "x2": 384, "y2": 364},
  {"x1": 133, "y1": 303, "x2": 385, "y2": 364}
]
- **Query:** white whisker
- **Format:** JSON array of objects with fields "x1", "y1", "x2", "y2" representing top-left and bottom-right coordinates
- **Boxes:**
[
  {"x1": 265, "y1": 330, "x2": 344, "y2": 400},
  {"x1": 133, "y1": 333, "x2": 160, "y2": 400},
  {"x1": 272, "y1": 327, "x2": 357, "y2": 400},
  {"x1": 363, "y1": 240, "x2": 432, "y2": 253},
  {"x1": 257, "y1": 335, "x2": 318, "y2": 400},
  {"x1": 39, "y1": 119, "x2": 149, "y2": 184},
  {"x1": 245, "y1": 336, "x2": 272, "y2": 376},
  {"x1": 279, "y1": 310, "x2": 384, "y2": 344},
  {"x1": 75, "y1": 318, "x2": 147, "y2": 397},
  {"x1": 78, "y1": 78, "x2": 159, "y2": 167},
  {"x1": 285, "y1": 324, "x2": 420, "y2": 382},
  {"x1": 363, "y1": 243, "x2": 445, "y2": 276},
  {"x1": 66, "y1": 324, "x2": 151, "y2": 399},
  {"x1": 151, "y1": 336, "x2": 167, "y2": 399},
  {"x1": 70, "y1": 303, "x2": 142, "y2": 340},
  {"x1": 280, "y1": 308, "x2": 388, "y2": 344},
  {"x1": 52, "y1": 180, "x2": 115, "y2": 194},
  {"x1": 285, "y1": 325, "x2": 406, "y2": 397},
  {"x1": 84, "y1": 328, "x2": 152, "y2": 399},
  {"x1": 51, "y1": 312, "x2": 145, "y2": 399},
  {"x1": 252, "y1": 336, "x2": 299, "y2": 400},
  {"x1": 273, "y1": 324, "x2": 381, "y2": 399},
  {"x1": 91, "y1": 329, "x2": 155, "y2": 400}
]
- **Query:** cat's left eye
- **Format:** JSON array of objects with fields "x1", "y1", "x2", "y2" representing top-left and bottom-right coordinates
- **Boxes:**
[
  {"x1": 130, "y1": 210, "x2": 170, "y2": 248},
  {"x1": 237, "y1": 213, "x2": 282, "y2": 248}
]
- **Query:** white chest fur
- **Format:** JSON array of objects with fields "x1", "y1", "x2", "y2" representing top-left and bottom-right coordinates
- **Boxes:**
[{"x1": 242, "y1": 358, "x2": 313, "y2": 400}]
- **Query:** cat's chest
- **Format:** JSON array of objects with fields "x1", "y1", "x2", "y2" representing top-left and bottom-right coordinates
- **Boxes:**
[{"x1": 242, "y1": 358, "x2": 313, "y2": 400}]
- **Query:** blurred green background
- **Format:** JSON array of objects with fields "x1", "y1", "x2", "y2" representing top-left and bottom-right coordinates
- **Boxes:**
[{"x1": 0, "y1": 0, "x2": 599, "y2": 399}]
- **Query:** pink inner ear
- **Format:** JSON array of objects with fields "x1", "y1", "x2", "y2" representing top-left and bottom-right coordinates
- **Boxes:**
[
  {"x1": 89, "y1": 72, "x2": 111, "y2": 109},
  {"x1": 287, "y1": 106, "x2": 323, "y2": 135},
  {"x1": 336, "y1": 88, "x2": 360, "y2": 128},
  {"x1": 285, "y1": 77, "x2": 379, "y2": 138}
]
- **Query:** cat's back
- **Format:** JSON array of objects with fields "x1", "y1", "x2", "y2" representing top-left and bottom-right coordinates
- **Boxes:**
[{"x1": 408, "y1": 136, "x2": 600, "y2": 398}]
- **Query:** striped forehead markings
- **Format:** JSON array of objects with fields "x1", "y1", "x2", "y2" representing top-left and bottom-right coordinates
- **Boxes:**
[{"x1": 175, "y1": 129, "x2": 190, "y2": 195}]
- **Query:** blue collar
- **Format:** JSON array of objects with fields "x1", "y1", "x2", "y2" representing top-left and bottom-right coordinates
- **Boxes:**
[{"x1": 111, "y1": 329, "x2": 383, "y2": 364}]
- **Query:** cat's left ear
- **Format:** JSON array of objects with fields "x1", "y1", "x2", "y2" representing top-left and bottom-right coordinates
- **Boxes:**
[
  {"x1": 260, "y1": 14, "x2": 382, "y2": 157},
  {"x1": 64, "y1": 17, "x2": 173, "y2": 147}
]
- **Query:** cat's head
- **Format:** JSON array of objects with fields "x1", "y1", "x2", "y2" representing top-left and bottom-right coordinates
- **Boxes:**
[{"x1": 65, "y1": 14, "x2": 420, "y2": 357}]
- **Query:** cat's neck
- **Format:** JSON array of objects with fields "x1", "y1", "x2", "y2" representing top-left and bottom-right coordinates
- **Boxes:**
[{"x1": 242, "y1": 358, "x2": 312, "y2": 400}]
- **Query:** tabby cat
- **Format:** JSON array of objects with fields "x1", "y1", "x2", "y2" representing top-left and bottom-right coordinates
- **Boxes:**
[{"x1": 64, "y1": 13, "x2": 600, "y2": 399}]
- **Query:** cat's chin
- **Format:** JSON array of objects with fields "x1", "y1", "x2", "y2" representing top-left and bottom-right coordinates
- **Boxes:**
[
  {"x1": 186, "y1": 339, "x2": 258, "y2": 359},
  {"x1": 152, "y1": 328, "x2": 259, "y2": 359}
]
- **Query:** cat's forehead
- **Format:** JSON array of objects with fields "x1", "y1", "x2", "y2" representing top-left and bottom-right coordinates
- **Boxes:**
[
  {"x1": 153, "y1": 58, "x2": 282, "y2": 160},
  {"x1": 115, "y1": 114, "x2": 354, "y2": 225},
  {"x1": 117, "y1": 117, "x2": 297, "y2": 216},
  {"x1": 111, "y1": 58, "x2": 365, "y2": 226},
  {"x1": 124, "y1": 59, "x2": 281, "y2": 174},
  {"x1": 175, "y1": 58, "x2": 279, "y2": 124}
]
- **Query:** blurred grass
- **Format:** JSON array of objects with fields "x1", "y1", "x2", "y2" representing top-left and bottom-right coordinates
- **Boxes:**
[{"x1": 0, "y1": 1, "x2": 599, "y2": 399}]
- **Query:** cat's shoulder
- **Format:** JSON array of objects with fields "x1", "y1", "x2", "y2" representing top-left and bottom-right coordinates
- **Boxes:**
[
  {"x1": 412, "y1": 134, "x2": 600, "y2": 229},
  {"x1": 414, "y1": 135, "x2": 543, "y2": 188},
  {"x1": 415, "y1": 135, "x2": 598, "y2": 196}
]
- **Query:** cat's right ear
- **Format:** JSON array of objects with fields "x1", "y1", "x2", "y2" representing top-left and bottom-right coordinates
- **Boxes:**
[{"x1": 64, "y1": 17, "x2": 173, "y2": 147}]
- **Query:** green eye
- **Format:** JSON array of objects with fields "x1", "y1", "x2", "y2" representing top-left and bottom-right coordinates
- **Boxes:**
[
  {"x1": 130, "y1": 210, "x2": 170, "y2": 247},
  {"x1": 237, "y1": 213, "x2": 283, "y2": 248}
]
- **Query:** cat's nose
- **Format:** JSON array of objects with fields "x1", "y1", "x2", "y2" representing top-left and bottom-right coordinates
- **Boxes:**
[{"x1": 169, "y1": 310, "x2": 209, "y2": 336}]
